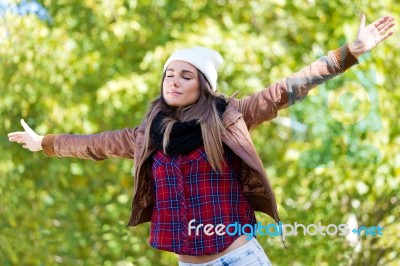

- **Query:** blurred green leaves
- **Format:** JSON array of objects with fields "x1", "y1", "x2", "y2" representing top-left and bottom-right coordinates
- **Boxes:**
[{"x1": 1, "y1": 0, "x2": 399, "y2": 265}]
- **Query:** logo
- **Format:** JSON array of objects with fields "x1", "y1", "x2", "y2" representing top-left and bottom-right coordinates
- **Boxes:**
[{"x1": 188, "y1": 219, "x2": 383, "y2": 240}]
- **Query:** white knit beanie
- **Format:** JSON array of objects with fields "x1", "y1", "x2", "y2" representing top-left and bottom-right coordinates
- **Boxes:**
[{"x1": 163, "y1": 47, "x2": 223, "y2": 92}]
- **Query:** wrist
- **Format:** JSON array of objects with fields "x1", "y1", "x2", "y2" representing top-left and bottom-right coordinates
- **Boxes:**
[
  {"x1": 348, "y1": 42, "x2": 364, "y2": 58},
  {"x1": 36, "y1": 135, "x2": 44, "y2": 151}
]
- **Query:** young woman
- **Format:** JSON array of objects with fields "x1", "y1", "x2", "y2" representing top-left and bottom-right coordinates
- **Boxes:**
[{"x1": 8, "y1": 14, "x2": 395, "y2": 266}]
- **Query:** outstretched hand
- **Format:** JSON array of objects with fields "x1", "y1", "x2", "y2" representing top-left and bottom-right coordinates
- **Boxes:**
[
  {"x1": 8, "y1": 119, "x2": 44, "y2": 152},
  {"x1": 349, "y1": 14, "x2": 395, "y2": 57}
]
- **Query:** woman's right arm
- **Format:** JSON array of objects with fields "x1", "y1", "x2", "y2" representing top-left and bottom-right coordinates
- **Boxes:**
[{"x1": 8, "y1": 119, "x2": 141, "y2": 160}]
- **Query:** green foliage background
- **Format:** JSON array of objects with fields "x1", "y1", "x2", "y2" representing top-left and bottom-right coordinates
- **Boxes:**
[{"x1": 1, "y1": 0, "x2": 399, "y2": 265}]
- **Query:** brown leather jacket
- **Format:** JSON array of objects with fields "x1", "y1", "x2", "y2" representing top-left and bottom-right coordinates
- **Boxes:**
[{"x1": 42, "y1": 45, "x2": 358, "y2": 226}]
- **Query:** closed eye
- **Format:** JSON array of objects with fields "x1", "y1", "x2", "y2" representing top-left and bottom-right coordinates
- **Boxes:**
[{"x1": 166, "y1": 75, "x2": 191, "y2": 80}]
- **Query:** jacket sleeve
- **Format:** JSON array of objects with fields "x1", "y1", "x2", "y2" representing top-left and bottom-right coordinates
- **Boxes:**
[
  {"x1": 238, "y1": 44, "x2": 359, "y2": 130},
  {"x1": 41, "y1": 127, "x2": 140, "y2": 160}
]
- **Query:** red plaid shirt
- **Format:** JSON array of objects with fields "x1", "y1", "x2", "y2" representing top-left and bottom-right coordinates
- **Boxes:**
[{"x1": 149, "y1": 145, "x2": 256, "y2": 255}]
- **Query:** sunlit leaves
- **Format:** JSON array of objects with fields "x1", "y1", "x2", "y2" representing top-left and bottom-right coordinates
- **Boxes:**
[{"x1": 1, "y1": 0, "x2": 399, "y2": 265}]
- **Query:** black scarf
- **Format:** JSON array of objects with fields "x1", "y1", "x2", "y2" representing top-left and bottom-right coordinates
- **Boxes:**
[{"x1": 150, "y1": 98, "x2": 227, "y2": 156}]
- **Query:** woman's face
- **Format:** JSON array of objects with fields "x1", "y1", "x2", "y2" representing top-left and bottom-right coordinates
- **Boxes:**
[{"x1": 162, "y1": 60, "x2": 200, "y2": 107}]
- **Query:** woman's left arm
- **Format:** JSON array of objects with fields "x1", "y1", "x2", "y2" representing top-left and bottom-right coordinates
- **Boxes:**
[{"x1": 238, "y1": 14, "x2": 395, "y2": 130}]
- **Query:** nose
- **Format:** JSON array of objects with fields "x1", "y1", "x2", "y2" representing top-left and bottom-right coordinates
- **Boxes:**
[{"x1": 170, "y1": 77, "x2": 179, "y2": 88}]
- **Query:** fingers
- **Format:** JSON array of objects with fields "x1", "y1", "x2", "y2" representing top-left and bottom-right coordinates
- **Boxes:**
[
  {"x1": 20, "y1": 119, "x2": 34, "y2": 134},
  {"x1": 360, "y1": 13, "x2": 366, "y2": 28},
  {"x1": 8, "y1": 132, "x2": 26, "y2": 143},
  {"x1": 373, "y1": 15, "x2": 391, "y2": 27},
  {"x1": 378, "y1": 20, "x2": 395, "y2": 35},
  {"x1": 374, "y1": 15, "x2": 395, "y2": 30},
  {"x1": 9, "y1": 137, "x2": 25, "y2": 143},
  {"x1": 376, "y1": 17, "x2": 395, "y2": 43},
  {"x1": 368, "y1": 15, "x2": 396, "y2": 44},
  {"x1": 8, "y1": 137, "x2": 26, "y2": 144},
  {"x1": 381, "y1": 31, "x2": 394, "y2": 42},
  {"x1": 376, "y1": 18, "x2": 395, "y2": 31},
  {"x1": 8, "y1": 131, "x2": 28, "y2": 146},
  {"x1": 7, "y1": 131, "x2": 25, "y2": 138}
]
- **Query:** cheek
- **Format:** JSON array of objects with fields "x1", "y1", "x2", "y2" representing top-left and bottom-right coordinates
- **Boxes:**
[
  {"x1": 192, "y1": 89, "x2": 201, "y2": 101},
  {"x1": 162, "y1": 81, "x2": 168, "y2": 97},
  {"x1": 188, "y1": 83, "x2": 200, "y2": 98}
]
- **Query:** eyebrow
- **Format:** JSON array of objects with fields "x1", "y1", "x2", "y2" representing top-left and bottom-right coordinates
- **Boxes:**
[{"x1": 166, "y1": 68, "x2": 196, "y2": 75}]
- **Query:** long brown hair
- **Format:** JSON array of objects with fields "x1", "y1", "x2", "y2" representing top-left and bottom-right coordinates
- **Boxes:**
[{"x1": 134, "y1": 70, "x2": 227, "y2": 178}]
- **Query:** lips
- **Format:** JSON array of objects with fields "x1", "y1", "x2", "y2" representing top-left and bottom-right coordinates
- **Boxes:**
[{"x1": 168, "y1": 90, "x2": 182, "y2": 95}]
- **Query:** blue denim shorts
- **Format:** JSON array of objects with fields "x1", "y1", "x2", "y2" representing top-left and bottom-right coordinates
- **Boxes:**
[{"x1": 178, "y1": 237, "x2": 272, "y2": 266}]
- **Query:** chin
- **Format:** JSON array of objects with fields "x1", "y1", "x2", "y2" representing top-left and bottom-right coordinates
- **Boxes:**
[
  {"x1": 163, "y1": 94, "x2": 198, "y2": 108},
  {"x1": 164, "y1": 98, "x2": 192, "y2": 108},
  {"x1": 164, "y1": 99, "x2": 181, "y2": 107}
]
